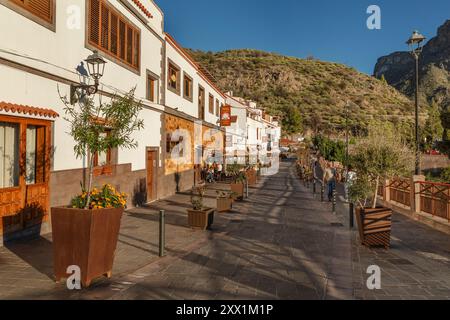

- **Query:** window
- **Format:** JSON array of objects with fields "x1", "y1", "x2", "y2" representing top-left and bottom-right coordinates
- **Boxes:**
[
  {"x1": 215, "y1": 99, "x2": 220, "y2": 117},
  {"x1": 0, "y1": 122, "x2": 19, "y2": 188},
  {"x1": 183, "y1": 73, "x2": 193, "y2": 101},
  {"x1": 7, "y1": 0, "x2": 54, "y2": 25},
  {"x1": 147, "y1": 71, "x2": 158, "y2": 102},
  {"x1": 25, "y1": 125, "x2": 46, "y2": 185},
  {"x1": 168, "y1": 61, "x2": 180, "y2": 94},
  {"x1": 208, "y1": 94, "x2": 214, "y2": 114},
  {"x1": 166, "y1": 132, "x2": 183, "y2": 155},
  {"x1": 93, "y1": 131, "x2": 112, "y2": 167},
  {"x1": 88, "y1": 0, "x2": 140, "y2": 70},
  {"x1": 198, "y1": 86, "x2": 205, "y2": 120}
]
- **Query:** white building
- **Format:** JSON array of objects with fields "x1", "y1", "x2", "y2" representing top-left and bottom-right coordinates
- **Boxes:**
[
  {"x1": 225, "y1": 93, "x2": 281, "y2": 170},
  {"x1": 0, "y1": 0, "x2": 225, "y2": 243}
]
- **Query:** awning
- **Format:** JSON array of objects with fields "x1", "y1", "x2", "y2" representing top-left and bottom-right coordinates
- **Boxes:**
[{"x1": 0, "y1": 101, "x2": 59, "y2": 119}]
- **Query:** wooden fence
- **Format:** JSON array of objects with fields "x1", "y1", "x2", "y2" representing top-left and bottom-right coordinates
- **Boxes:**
[{"x1": 378, "y1": 178, "x2": 450, "y2": 222}]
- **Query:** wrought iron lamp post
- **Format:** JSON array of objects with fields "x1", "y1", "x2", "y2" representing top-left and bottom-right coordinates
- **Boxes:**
[
  {"x1": 406, "y1": 30, "x2": 426, "y2": 175},
  {"x1": 70, "y1": 50, "x2": 107, "y2": 104}
]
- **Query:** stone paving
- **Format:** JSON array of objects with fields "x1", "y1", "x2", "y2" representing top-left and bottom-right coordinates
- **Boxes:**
[{"x1": 0, "y1": 160, "x2": 449, "y2": 300}]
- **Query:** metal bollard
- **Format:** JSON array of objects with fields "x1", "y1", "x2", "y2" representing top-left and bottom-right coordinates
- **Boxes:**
[
  {"x1": 332, "y1": 188, "x2": 337, "y2": 214},
  {"x1": 349, "y1": 202, "x2": 354, "y2": 228},
  {"x1": 313, "y1": 180, "x2": 316, "y2": 194},
  {"x1": 159, "y1": 210, "x2": 165, "y2": 257},
  {"x1": 321, "y1": 183, "x2": 324, "y2": 202}
]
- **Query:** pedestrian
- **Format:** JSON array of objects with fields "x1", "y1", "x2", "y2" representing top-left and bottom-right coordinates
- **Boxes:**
[
  {"x1": 206, "y1": 166, "x2": 215, "y2": 183},
  {"x1": 217, "y1": 162, "x2": 223, "y2": 181},
  {"x1": 345, "y1": 164, "x2": 356, "y2": 201},
  {"x1": 323, "y1": 163, "x2": 336, "y2": 202}
]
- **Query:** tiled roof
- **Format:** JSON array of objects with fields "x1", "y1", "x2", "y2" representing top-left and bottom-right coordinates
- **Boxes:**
[
  {"x1": 0, "y1": 101, "x2": 59, "y2": 119},
  {"x1": 131, "y1": 0, "x2": 153, "y2": 18}
]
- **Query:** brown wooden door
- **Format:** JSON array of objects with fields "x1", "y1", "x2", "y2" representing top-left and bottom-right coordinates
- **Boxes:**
[
  {"x1": 146, "y1": 150, "x2": 157, "y2": 202},
  {"x1": 0, "y1": 116, "x2": 51, "y2": 236}
]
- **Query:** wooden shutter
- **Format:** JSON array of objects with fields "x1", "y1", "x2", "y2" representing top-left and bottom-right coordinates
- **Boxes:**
[
  {"x1": 110, "y1": 13, "x2": 118, "y2": 55},
  {"x1": 133, "y1": 32, "x2": 140, "y2": 68},
  {"x1": 11, "y1": 0, "x2": 53, "y2": 23},
  {"x1": 87, "y1": 0, "x2": 140, "y2": 70},
  {"x1": 89, "y1": 0, "x2": 100, "y2": 45},
  {"x1": 100, "y1": 3, "x2": 109, "y2": 50},
  {"x1": 119, "y1": 19, "x2": 126, "y2": 60},
  {"x1": 126, "y1": 26, "x2": 133, "y2": 64}
]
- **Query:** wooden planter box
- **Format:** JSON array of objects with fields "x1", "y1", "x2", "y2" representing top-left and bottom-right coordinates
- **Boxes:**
[
  {"x1": 187, "y1": 208, "x2": 215, "y2": 230},
  {"x1": 51, "y1": 207, "x2": 123, "y2": 287},
  {"x1": 230, "y1": 183, "x2": 244, "y2": 200},
  {"x1": 217, "y1": 197, "x2": 233, "y2": 212},
  {"x1": 356, "y1": 207, "x2": 392, "y2": 249}
]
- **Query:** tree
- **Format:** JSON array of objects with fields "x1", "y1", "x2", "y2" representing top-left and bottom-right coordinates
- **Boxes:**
[
  {"x1": 282, "y1": 105, "x2": 303, "y2": 135},
  {"x1": 348, "y1": 123, "x2": 415, "y2": 208},
  {"x1": 60, "y1": 88, "x2": 144, "y2": 209},
  {"x1": 422, "y1": 100, "x2": 443, "y2": 151}
]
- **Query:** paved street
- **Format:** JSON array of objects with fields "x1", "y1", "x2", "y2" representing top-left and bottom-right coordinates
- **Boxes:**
[{"x1": 0, "y1": 160, "x2": 449, "y2": 299}]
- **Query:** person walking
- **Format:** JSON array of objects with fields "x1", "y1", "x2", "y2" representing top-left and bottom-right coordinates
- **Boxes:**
[
  {"x1": 217, "y1": 162, "x2": 223, "y2": 181},
  {"x1": 344, "y1": 164, "x2": 356, "y2": 202},
  {"x1": 323, "y1": 163, "x2": 336, "y2": 202}
]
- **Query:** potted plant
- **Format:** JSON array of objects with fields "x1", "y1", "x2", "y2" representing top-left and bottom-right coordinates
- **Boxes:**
[
  {"x1": 227, "y1": 164, "x2": 246, "y2": 200},
  {"x1": 52, "y1": 89, "x2": 144, "y2": 287},
  {"x1": 187, "y1": 186, "x2": 215, "y2": 230},
  {"x1": 348, "y1": 123, "x2": 414, "y2": 249},
  {"x1": 216, "y1": 190, "x2": 234, "y2": 212}
]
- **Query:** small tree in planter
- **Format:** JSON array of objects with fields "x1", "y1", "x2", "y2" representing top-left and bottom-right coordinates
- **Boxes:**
[
  {"x1": 227, "y1": 164, "x2": 247, "y2": 200},
  {"x1": 348, "y1": 124, "x2": 414, "y2": 248},
  {"x1": 52, "y1": 89, "x2": 144, "y2": 287},
  {"x1": 187, "y1": 186, "x2": 214, "y2": 230}
]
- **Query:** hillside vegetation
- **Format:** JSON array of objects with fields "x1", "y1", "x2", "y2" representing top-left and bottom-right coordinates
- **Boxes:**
[{"x1": 188, "y1": 49, "x2": 417, "y2": 135}]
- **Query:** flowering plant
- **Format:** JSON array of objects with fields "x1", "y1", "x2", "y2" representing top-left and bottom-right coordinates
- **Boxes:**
[{"x1": 71, "y1": 184, "x2": 127, "y2": 209}]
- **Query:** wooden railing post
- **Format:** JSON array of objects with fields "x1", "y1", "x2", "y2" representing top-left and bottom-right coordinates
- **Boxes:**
[
  {"x1": 411, "y1": 175, "x2": 425, "y2": 213},
  {"x1": 384, "y1": 179, "x2": 390, "y2": 202}
]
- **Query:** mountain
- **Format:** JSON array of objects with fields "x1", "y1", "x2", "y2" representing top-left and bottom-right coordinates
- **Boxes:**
[
  {"x1": 188, "y1": 49, "x2": 415, "y2": 135},
  {"x1": 374, "y1": 20, "x2": 450, "y2": 111}
]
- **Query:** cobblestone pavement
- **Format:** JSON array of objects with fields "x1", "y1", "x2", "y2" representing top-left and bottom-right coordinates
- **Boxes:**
[{"x1": 0, "y1": 161, "x2": 449, "y2": 300}]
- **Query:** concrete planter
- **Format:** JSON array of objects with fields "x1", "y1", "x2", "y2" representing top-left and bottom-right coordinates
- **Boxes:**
[
  {"x1": 356, "y1": 206, "x2": 392, "y2": 249},
  {"x1": 187, "y1": 208, "x2": 215, "y2": 230},
  {"x1": 51, "y1": 207, "x2": 123, "y2": 287}
]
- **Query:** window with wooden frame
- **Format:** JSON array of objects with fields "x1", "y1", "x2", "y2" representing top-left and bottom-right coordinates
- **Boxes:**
[
  {"x1": 88, "y1": 0, "x2": 140, "y2": 71},
  {"x1": 215, "y1": 99, "x2": 220, "y2": 117},
  {"x1": 183, "y1": 73, "x2": 193, "y2": 101},
  {"x1": 146, "y1": 71, "x2": 158, "y2": 103},
  {"x1": 168, "y1": 61, "x2": 180, "y2": 94},
  {"x1": 5, "y1": 0, "x2": 54, "y2": 27},
  {"x1": 93, "y1": 131, "x2": 112, "y2": 167},
  {"x1": 208, "y1": 94, "x2": 214, "y2": 114},
  {"x1": 198, "y1": 86, "x2": 205, "y2": 120},
  {"x1": 25, "y1": 125, "x2": 47, "y2": 185}
]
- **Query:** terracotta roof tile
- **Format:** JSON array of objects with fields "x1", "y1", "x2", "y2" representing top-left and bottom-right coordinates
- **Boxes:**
[
  {"x1": 0, "y1": 101, "x2": 59, "y2": 119},
  {"x1": 131, "y1": 0, "x2": 153, "y2": 18}
]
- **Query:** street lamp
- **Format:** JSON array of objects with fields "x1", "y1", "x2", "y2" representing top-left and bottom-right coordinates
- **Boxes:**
[
  {"x1": 406, "y1": 30, "x2": 426, "y2": 175},
  {"x1": 70, "y1": 50, "x2": 107, "y2": 104}
]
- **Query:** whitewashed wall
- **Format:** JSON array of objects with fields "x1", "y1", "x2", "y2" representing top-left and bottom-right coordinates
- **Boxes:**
[
  {"x1": 0, "y1": 0, "x2": 165, "y2": 172},
  {"x1": 165, "y1": 38, "x2": 223, "y2": 126}
]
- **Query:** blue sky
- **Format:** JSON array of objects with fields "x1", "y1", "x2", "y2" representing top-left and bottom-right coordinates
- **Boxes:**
[{"x1": 156, "y1": 0, "x2": 450, "y2": 75}]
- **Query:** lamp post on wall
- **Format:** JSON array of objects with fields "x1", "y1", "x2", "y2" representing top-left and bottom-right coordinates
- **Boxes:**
[
  {"x1": 70, "y1": 50, "x2": 107, "y2": 104},
  {"x1": 406, "y1": 30, "x2": 426, "y2": 175}
]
